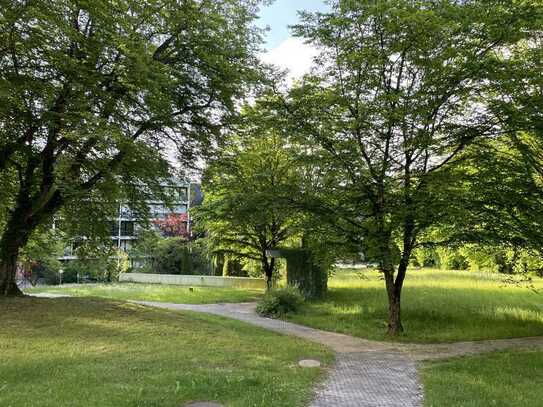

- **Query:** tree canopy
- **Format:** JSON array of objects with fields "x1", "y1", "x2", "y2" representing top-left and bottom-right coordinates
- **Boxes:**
[
  {"x1": 195, "y1": 122, "x2": 304, "y2": 287},
  {"x1": 0, "y1": 0, "x2": 265, "y2": 295},
  {"x1": 270, "y1": 0, "x2": 542, "y2": 334}
]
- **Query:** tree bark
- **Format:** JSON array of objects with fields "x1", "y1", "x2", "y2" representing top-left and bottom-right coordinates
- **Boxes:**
[
  {"x1": 0, "y1": 255, "x2": 23, "y2": 296},
  {"x1": 387, "y1": 290, "x2": 402, "y2": 335},
  {"x1": 0, "y1": 188, "x2": 62, "y2": 297},
  {"x1": 382, "y1": 261, "x2": 404, "y2": 336},
  {"x1": 383, "y1": 228, "x2": 415, "y2": 336},
  {"x1": 0, "y1": 214, "x2": 30, "y2": 297},
  {"x1": 262, "y1": 256, "x2": 275, "y2": 291}
]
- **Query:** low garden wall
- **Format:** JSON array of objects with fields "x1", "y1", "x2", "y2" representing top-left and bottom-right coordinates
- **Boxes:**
[{"x1": 119, "y1": 273, "x2": 266, "y2": 289}]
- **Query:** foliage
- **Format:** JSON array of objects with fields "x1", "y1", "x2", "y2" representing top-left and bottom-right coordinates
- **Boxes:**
[
  {"x1": 131, "y1": 231, "x2": 211, "y2": 275},
  {"x1": 411, "y1": 246, "x2": 440, "y2": 269},
  {"x1": 279, "y1": 248, "x2": 328, "y2": 299},
  {"x1": 412, "y1": 243, "x2": 543, "y2": 277},
  {"x1": 195, "y1": 130, "x2": 304, "y2": 287},
  {"x1": 442, "y1": 134, "x2": 543, "y2": 264},
  {"x1": 151, "y1": 237, "x2": 187, "y2": 275},
  {"x1": 18, "y1": 226, "x2": 65, "y2": 285},
  {"x1": 222, "y1": 256, "x2": 249, "y2": 277},
  {"x1": 65, "y1": 243, "x2": 129, "y2": 282},
  {"x1": 256, "y1": 286, "x2": 305, "y2": 318},
  {"x1": 189, "y1": 238, "x2": 213, "y2": 275},
  {"x1": 0, "y1": 0, "x2": 265, "y2": 295},
  {"x1": 428, "y1": 35, "x2": 543, "y2": 276},
  {"x1": 153, "y1": 213, "x2": 189, "y2": 238},
  {"x1": 269, "y1": 0, "x2": 542, "y2": 334}
]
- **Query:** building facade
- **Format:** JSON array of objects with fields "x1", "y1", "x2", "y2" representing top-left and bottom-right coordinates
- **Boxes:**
[{"x1": 59, "y1": 179, "x2": 192, "y2": 261}]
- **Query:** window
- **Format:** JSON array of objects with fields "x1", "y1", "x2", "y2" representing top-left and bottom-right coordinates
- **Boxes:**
[
  {"x1": 178, "y1": 187, "x2": 188, "y2": 201},
  {"x1": 120, "y1": 221, "x2": 135, "y2": 236}
]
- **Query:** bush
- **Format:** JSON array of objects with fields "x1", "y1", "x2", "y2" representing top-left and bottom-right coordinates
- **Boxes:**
[
  {"x1": 62, "y1": 248, "x2": 128, "y2": 283},
  {"x1": 256, "y1": 286, "x2": 304, "y2": 318},
  {"x1": 31, "y1": 262, "x2": 61, "y2": 285},
  {"x1": 131, "y1": 233, "x2": 213, "y2": 275}
]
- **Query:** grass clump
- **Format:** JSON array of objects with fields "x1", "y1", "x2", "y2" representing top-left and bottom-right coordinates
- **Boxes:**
[{"x1": 257, "y1": 286, "x2": 304, "y2": 318}]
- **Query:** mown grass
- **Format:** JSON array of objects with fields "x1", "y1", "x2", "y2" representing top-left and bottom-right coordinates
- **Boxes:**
[
  {"x1": 26, "y1": 282, "x2": 263, "y2": 304},
  {"x1": 286, "y1": 269, "x2": 543, "y2": 343},
  {"x1": 421, "y1": 349, "x2": 543, "y2": 407},
  {"x1": 0, "y1": 297, "x2": 332, "y2": 407}
]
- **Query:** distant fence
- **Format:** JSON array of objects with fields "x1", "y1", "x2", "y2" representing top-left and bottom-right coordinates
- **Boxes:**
[{"x1": 119, "y1": 273, "x2": 266, "y2": 289}]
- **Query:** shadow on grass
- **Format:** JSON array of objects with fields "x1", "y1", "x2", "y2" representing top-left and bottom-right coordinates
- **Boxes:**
[{"x1": 0, "y1": 296, "x2": 333, "y2": 407}]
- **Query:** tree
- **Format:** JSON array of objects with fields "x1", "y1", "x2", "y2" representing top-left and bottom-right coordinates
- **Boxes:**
[
  {"x1": 153, "y1": 213, "x2": 189, "y2": 238},
  {"x1": 443, "y1": 134, "x2": 543, "y2": 266},
  {"x1": 475, "y1": 33, "x2": 543, "y2": 255},
  {"x1": 0, "y1": 0, "x2": 264, "y2": 296},
  {"x1": 195, "y1": 130, "x2": 303, "y2": 289},
  {"x1": 278, "y1": 0, "x2": 541, "y2": 334},
  {"x1": 436, "y1": 34, "x2": 543, "y2": 271}
]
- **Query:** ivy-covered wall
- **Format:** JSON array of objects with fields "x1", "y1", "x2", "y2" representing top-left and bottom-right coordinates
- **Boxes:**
[{"x1": 277, "y1": 249, "x2": 327, "y2": 299}]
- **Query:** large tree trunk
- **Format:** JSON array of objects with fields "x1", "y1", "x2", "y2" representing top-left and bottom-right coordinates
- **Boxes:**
[
  {"x1": 0, "y1": 190, "x2": 61, "y2": 297},
  {"x1": 0, "y1": 253, "x2": 23, "y2": 297}
]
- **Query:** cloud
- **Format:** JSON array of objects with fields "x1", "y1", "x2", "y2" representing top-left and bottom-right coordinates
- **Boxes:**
[{"x1": 260, "y1": 37, "x2": 318, "y2": 83}]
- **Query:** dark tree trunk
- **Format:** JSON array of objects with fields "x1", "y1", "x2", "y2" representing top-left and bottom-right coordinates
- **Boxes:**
[
  {"x1": 380, "y1": 224, "x2": 414, "y2": 336},
  {"x1": 0, "y1": 214, "x2": 31, "y2": 297},
  {"x1": 0, "y1": 188, "x2": 62, "y2": 297},
  {"x1": 262, "y1": 256, "x2": 275, "y2": 291},
  {"x1": 387, "y1": 292, "x2": 402, "y2": 335},
  {"x1": 0, "y1": 255, "x2": 23, "y2": 297},
  {"x1": 382, "y1": 261, "x2": 403, "y2": 336}
]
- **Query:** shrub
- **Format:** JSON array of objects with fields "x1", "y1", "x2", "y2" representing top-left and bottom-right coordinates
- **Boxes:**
[
  {"x1": 31, "y1": 262, "x2": 61, "y2": 285},
  {"x1": 61, "y1": 248, "x2": 128, "y2": 283},
  {"x1": 256, "y1": 286, "x2": 304, "y2": 318},
  {"x1": 131, "y1": 233, "x2": 213, "y2": 275}
]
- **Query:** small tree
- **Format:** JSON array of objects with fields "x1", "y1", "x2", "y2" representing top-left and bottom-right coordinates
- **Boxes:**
[
  {"x1": 195, "y1": 130, "x2": 303, "y2": 289},
  {"x1": 153, "y1": 213, "x2": 189, "y2": 239}
]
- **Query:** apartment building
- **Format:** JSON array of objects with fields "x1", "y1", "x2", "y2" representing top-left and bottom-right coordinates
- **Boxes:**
[{"x1": 59, "y1": 179, "x2": 192, "y2": 260}]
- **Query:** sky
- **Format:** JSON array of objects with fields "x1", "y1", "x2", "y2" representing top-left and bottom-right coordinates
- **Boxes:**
[{"x1": 258, "y1": 0, "x2": 329, "y2": 80}]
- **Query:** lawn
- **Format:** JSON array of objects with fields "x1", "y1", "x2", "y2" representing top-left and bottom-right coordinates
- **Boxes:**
[
  {"x1": 421, "y1": 349, "x2": 543, "y2": 407},
  {"x1": 24, "y1": 269, "x2": 543, "y2": 344},
  {"x1": 26, "y1": 282, "x2": 263, "y2": 304},
  {"x1": 0, "y1": 297, "x2": 332, "y2": 407},
  {"x1": 286, "y1": 269, "x2": 543, "y2": 343}
]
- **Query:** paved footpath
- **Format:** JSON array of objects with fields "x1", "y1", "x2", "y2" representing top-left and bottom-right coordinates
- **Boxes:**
[
  {"x1": 136, "y1": 302, "x2": 422, "y2": 407},
  {"x1": 36, "y1": 294, "x2": 543, "y2": 407}
]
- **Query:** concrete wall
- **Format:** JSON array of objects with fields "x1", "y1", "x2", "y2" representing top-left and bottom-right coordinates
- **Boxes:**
[{"x1": 119, "y1": 273, "x2": 266, "y2": 289}]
